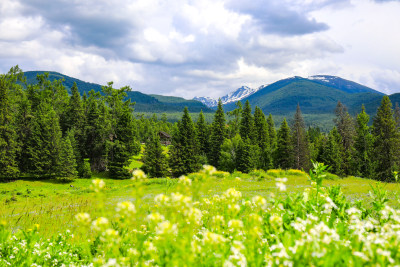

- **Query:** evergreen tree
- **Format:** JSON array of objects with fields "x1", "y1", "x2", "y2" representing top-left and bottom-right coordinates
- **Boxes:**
[
  {"x1": 267, "y1": 114, "x2": 277, "y2": 156},
  {"x1": 254, "y1": 106, "x2": 272, "y2": 169},
  {"x1": 394, "y1": 102, "x2": 400, "y2": 129},
  {"x1": 275, "y1": 118, "x2": 293, "y2": 169},
  {"x1": 142, "y1": 132, "x2": 168, "y2": 178},
  {"x1": 208, "y1": 99, "x2": 226, "y2": 167},
  {"x1": 196, "y1": 110, "x2": 209, "y2": 157},
  {"x1": 218, "y1": 135, "x2": 242, "y2": 173},
  {"x1": 227, "y1": 101, "x2": 242, "y2": 138},
  {"x1": 319, "y1": 127, "x2": 344, "y2": 175},
  {"x1": 169, "y1": 107, "x2": 201, "y2": 176},
  {"x1": 291, "y1": 104, "x2": 310, "y2": 170},
  {"x1": 353, "y1": 105, "x2": 374, "y2": 178},
  {"x1": 57, "y1": 132, "x2": 78, "y2": 180},
  {"x1": 372, "y1": 96, "x2": 400, "y2": 181},
  {"x1": 108, "y1": 140, "x2": 131, "y2": 179},
  {"x1": 236, "y1": 138, "x2": 254, "y2": 173},
  {"x1": 240, "y1": 100, "x2": 255, "y2": 142},
  {"x1": 0, "y1": 74, "x2": 19, "y2": 180},
  {"x1": 334, "y1": 101, "x2": 355, "y2": 174},
  {"x1": 27, "y1": 104, "x2": 62, "y2": 177}
]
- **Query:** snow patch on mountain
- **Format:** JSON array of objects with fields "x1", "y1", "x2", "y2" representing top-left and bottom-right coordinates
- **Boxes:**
[{"x1": 193, "y1": 85, "x2": 260, "y2": 107}]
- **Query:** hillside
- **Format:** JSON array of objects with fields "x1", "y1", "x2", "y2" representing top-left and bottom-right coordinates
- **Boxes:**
[
  {"x1": 23, "y1": 71, "x2": 213, "y2": 113},
  {"x1": 224, "y1": 76, "x2": 385, "y2": 116}
]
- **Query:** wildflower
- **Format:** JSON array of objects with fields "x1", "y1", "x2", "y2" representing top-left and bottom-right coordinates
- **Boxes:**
[
  {"x1": 75, "y1": 213, "x2": 91, "y2": 226},
  {"x1": 154, "y1": 194, "x2": 170, "y2": 206},
  {"x1": 104, "y1": 229, "x2": 119, "y2": 238},
  {"x1": 147, "y1": 212, "x2": 165, "y2": 224},
  {"x1": 228, "y1": 219, "x2": 244, "y2": 232},
  {"x1": 275, "y1": 178, "x2": 287, "y2": 192},
  {"x1": 203, "y1": 231, "x2": 227, "y2": 245},
  {"x1": 178, "y1": 175, "x2": 192, "y2": 186},
  {"x1": 352, "y1": 251, "x2": 369, "y2": 261},
  {"x1": 92, "y1": 217, "x2": 109, "y2": 231},
  {"x1": 131, "y1": 169, "x2": 147, "y2": 181},
  {"x1": 269, "y1": 214, "x2": 283, "y2": 229},
  {"x1": 223, "y1": 188, "x2": 242, "y2": 202},
  {"x1": 202, "y1": 165, "x2": 216, "y2": 175},
  {"x1": 91, "y1": 179, "x2": 105, "y2": 192},
  {"x1": 116, "y1": 201, "x2": 136, "y2": 218},
  {"x1": 252, "y1": 196, "x2": 267, "y2": 210},
  {"x1": 156, "y1": 221, "x2": 178, "y2": 236}
]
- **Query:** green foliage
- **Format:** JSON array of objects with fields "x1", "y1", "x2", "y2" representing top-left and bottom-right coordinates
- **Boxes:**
[
  {"x1": 142, "y1": 132, "x2": 169, "y2": 178},
  {"x1": 169, "y1": 107, "x2": 201, "y2": 176},
  {"x1": 239, "y1": 100, "x2": 255, "y2": 142},
  {"x1": 218, "y1": 134, "x2": 242, "y2": 173},
  {"x1": 57, "y1": 133, "x2": 78, "y2": 181},
  {"x1": 208, "y1": 100, "x2": 226, "y2": 167},
  {"x1": 81, "y1": 158, "x2": 92, "y2": 178},
  {"x1": 275, "y1": 118, "x2": 293, "y2": 169},
  {"x1": 372, "y1": 96, "x2": 400, "y2": 181},
  {"x1": 291, "y1": 104, "x2": 310, "y2": 170},
  {"x1": 196, "y1": 110, "x2": 210, "y2": 158}
]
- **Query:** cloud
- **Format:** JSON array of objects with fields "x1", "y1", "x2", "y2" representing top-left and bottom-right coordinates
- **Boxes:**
[{"x1": 0, "y1": 0, "x2": 400, "y2": 99}]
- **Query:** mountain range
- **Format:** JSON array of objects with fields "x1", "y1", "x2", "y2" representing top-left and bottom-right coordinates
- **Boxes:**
[
  {"x1": 23, "y1": 71, "x2": 213, "y2": 113},
  {"x1": 22, "y1": 71, "x2": 400, "y2": 126}
]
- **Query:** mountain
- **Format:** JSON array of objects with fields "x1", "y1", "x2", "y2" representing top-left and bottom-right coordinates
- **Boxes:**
[
  {"x1": 23, "y1": 71, "x2": 213, "y2": 113},
  {"x1": 222, "y1": 76, "x2": 385, "y2": 116},
  {"x1": 194, "y1": 86, "x2": 260, "y2": 107}
]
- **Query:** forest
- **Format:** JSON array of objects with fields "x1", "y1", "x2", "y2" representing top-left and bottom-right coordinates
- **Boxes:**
[{"x1": 1, "y1": 66, "x2": 400, "y2": 183}]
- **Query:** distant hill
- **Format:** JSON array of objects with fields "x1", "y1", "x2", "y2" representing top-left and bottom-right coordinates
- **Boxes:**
[
  {"x1": 223, "y1": 76, "x2": 385, "y2": 116},
  {"x1": 23, "y1": 71, "x2": 213, "y2": 113}
]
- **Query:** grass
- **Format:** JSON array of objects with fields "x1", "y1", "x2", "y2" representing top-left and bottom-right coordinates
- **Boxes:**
[{"x1": 1, "y1": 168, "x2": 399, "y2": 238}]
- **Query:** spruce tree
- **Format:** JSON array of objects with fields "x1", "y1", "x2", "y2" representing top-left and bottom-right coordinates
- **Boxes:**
[
  {"x1": 291, "y1": 104, "x2": 310, "y2": 170},
  {"x1": 227, "y1": 101, "x2": 242, "y2": 138},
  {"x1": 0, "y1": 74, "x2": 19, "y2": 180},
  {"x1": 208, "y1": 99, "x2": 226, "y2": 167},
  {"x1": 372, "y1": 96, "x2": 400, "y2": 181},
  {"x1": 319, "y1": 127, "x2": 344, "y2": 175},
  {"x1": 218, "y1": 135, "x2": 242, "y2": 173},
  {"x1": 353, "y1": 105, "x2": 374, "y2": 178},
  {"x1": 57, "y1": 132, "x2": 78, "y2": 180},
  {"x1": 394, "y1": 102, "x2": 400, "y2": 129},
  {"x1": 267, "y1": 114, "x2": 277, "y2": 155},
  {"x1": 27, "y1": 104, "x2": 62, "y2": 178},
  {"x1": 254, "y1": 106, "x2": 272, "y2": 170},
  {"x1": 142, "y1": 132, "x2": 168, "y2": 178},
  {"x1": 169, "y1": 107, "x2": 201, "y2": 176},
  {"x1": 275, "y1": 118, "x2": 293, "y2": 169},
  {"x1": 240, "y1": 100, "x2": 255, "y2": 142},
  {"x1": 334, "y1": 101, "x2": 355, "y2": 174},
  {"x1": 196, "y1": 110, "x2": 209, "y2": 158},
  {"x1": 236, "y1": 138, "x2": 254, "y2": 173}
]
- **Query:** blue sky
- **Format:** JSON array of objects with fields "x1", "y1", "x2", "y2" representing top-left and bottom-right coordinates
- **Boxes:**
[{"x1": 0, "y1": 0, "x2": 399, "y2": 98}]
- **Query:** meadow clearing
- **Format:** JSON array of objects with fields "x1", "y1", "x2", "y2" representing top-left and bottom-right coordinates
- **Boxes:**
[{"x1": 1, "y1": 164, "x2": 400, "y2": 266}]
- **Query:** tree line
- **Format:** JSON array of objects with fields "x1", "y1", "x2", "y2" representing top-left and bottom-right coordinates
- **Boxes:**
[
  {"x1": 144, "y1": 94, "x2": 400, "y2": 182},
  {"x1": 0, "y1": 67, "x2": 173, "y2": 181}
]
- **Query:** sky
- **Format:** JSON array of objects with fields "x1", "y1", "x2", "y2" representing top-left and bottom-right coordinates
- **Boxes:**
[{"x1": 1, "y1": 0, "x2": 400, "y2": 99}]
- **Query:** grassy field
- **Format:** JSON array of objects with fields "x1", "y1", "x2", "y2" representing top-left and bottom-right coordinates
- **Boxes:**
[{"x1": 1, "y1": 169, "x2": 399, "y2": 237}]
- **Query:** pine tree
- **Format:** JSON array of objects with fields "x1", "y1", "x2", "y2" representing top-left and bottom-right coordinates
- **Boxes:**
[
  {"x1": 240, "y1": 100, "x2": 256, "y2": 142},
  {"x1": 27, "y1": 104, "x2": 62, "y2": 177},
  {"x1": 353, "y1": 105, "x2": 374, "y2": 178},
  {"x1": 208, "y1": 99, "x2": 226, "y2": 167},
  {"x1": 218, "y1": 134, "x2": 242, "y2": 173},
  {"x1": 0, "y1": 74, "x2": 19, "y2": 180},
  {"x1": 275, "y1": 118, "x2": 292, "y2": 169},
  {"x1": 196, "y1": 110, "x2": 209, "y2": 158},
  {"x1": 394, "y1": 102, "x2": 400, "y2": 129},
  {"x1": 169, "y1": 107, "x2": 201, "y2": 176},
  {"x1": 372, "y1": 96, "x2": 400, "y2": 181},
  {"x1": 108, "y1": 140, "x2": 131, "y2": 179},
  {"x1": 291, "y1": 104, "x2": 310, "y2": 170},
  {"x1": 57, "y1": 132, "x2": 78, "y2": 180},
  {"x1": 275, "y1": 119, "x2": 293, "y2": 169},
  {"x1": 227, "y1": 101, "x2": 242, "y2": 138},
  {"x1": 267, "y1": 114, "x2": 277, "y2": 155},
  {"x1": 334, "y1": 101, "x2": 355, "y2": 174},
  {"x1": 319, "y1": 127, "x2": 344, "y2": 175},
  {"x1": 254, "y1": 106, "x2": 272, "y2": 169},
  {"x1": 142, "y1": 132, "x2": 168, "y2": 178},
  {"x1": 236, "y1": 138, "x2": 254, "y2": 173}
]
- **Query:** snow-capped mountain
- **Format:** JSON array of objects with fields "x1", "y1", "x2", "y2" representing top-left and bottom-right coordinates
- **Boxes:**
[
  {"x1": 307, "y1": 75, "x2": 381, "y2": 94},
  {"x1": 194, "y1": 86, "x2": 260, "y2": 107}
]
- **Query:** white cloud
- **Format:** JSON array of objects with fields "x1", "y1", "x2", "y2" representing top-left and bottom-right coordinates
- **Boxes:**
[{"x1": 0, "y1": 0, "x2": 400, "y2": 98}]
